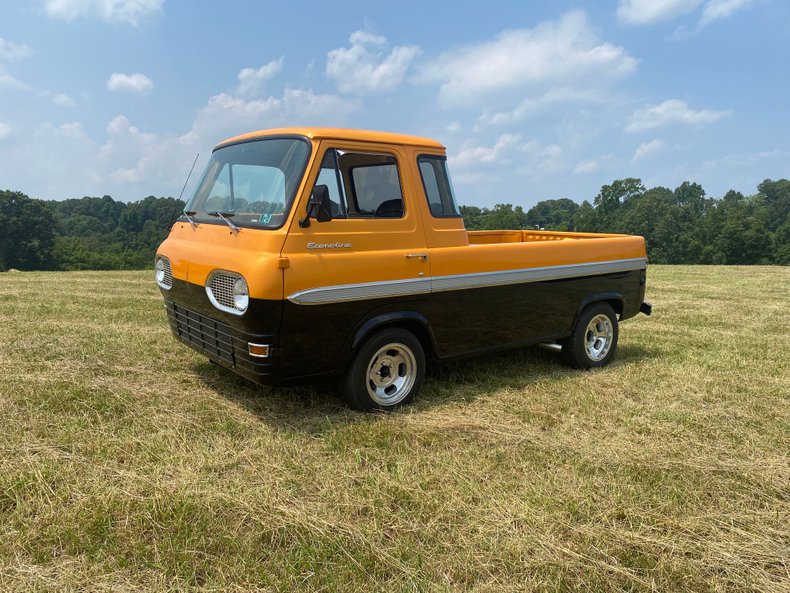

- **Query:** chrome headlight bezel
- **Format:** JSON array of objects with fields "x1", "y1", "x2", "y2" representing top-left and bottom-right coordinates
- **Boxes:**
[
  {"x1": 155, "y1": 256, "x2": 172, "y2": 290},
  {"x1": 205, "y1": 270, "x2": 249, "y2": 316},
  {"x1": 232, "y1": 277, "x2": 250, "y2": 312}
]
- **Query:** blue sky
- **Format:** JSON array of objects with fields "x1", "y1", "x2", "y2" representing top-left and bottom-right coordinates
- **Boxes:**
[{"x1": 1, "y1": 0, "x2": 789, "y2": 208}]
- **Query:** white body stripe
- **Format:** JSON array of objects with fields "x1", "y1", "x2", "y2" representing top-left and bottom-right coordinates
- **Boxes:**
[{"x1": 287, "y1": 257, "x2": 647, "y2": 305}]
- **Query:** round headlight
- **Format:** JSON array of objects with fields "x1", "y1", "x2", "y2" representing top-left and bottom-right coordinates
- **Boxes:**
[
  {"x1": 155, "y1": 258, "x2": 166, "y2": 284},
  {"x1": 233, "y1": 277, "x2": 249, "y2": 312}
]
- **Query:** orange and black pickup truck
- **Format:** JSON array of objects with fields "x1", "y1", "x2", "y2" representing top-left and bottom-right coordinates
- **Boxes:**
[{"x1": 155, "y1": 127, "x2": 651, "y2": 410}]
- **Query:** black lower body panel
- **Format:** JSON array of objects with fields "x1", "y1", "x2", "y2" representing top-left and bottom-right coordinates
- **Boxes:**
[
  {"x1": 161, "y1": 268, "x2": 646, "y2": 384},
  {"x1": 166, "y1": 301, "x2": 277, "y2": 383}
]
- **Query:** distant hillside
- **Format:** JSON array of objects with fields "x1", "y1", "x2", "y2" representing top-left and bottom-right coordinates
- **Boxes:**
[
  {"x1": 1, "y1": 177, "x2": 789, "y2": 271},
  {"x1": 0, "y1": 192, "x2": 183, "y2": 271}
]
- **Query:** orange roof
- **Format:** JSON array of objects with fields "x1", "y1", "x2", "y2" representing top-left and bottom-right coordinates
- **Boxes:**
[{"x1": 215, "y1": 127, "x2": 445, "y2": 150}]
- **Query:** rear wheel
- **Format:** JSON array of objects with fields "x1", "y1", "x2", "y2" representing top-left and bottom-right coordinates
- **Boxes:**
[
  {"x1": 342, "y1": 328, "x2": 425, "y2": 411},
  {"x1": 561, "y1": 302, "x2": 619, "y2": 369}
]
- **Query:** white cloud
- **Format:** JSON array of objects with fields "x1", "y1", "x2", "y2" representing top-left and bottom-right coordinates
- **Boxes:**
[
  {"x1": 445, "y1": 121, "x2": 461, "y2": 134},
  {"x1": 450, "y1": 134, "x2": 522, "y2": 168},
  {"x1": 107, "y1": 72, "x2": 153, "y2": 95},
  {"x1": 617, "y1": 0, "x2": 704, "y2": 25},
  {"x1": 702, "y1": 149, "x2": 790, "y2": 169},
  {"x1": 1, "y1": 121, "x2": 102, "y2": 199},
  {"x1": 0, "y1": 37, "x2": 33, "y2": 92},
  {"x1": 58, "y1": 122, "x2": 87, "y2": 139},
  {"x1": 419, "y1": 11, "x2": 637, "y2": 106},
  {"x1": 632, "y1": 138, "x2": 665, "y2": 161},
  {"x1": 0, "y1": 72, "x2": 31, "y2": 91},
  {"x1": 53, "y1": 93, "x2": 76, "y2": 107},
  {"x1": 42, "y1": 0, "x2": 163, "y2": 26},
  {"x1": 100, "y1": 115, "x2": 160, "y2": 183},
  {"x1": 478, "y1": 87, "x2": 601, "y2": 127},
  {"x1": 518, "y1": 140, "x2": 565, "y2": 174},
  {"x1": 236, "y1": 57, "x2": 283, "y2": 97},
  {"x1": 700, "y1": 0, "x2": 758, "y2": 26},
  {"x1": 327, "y1": 30, "x2": 420, "y2": 94},
  {"x1": 618, "y1": 0, "x2": 758, "y2": 27},
  {"x1": 106, "y1": 86, "x2": 356, "y2": 195},
  {"x1": 0, "y1": 37, "x2": 33, "y2": 61},
  {"x1": 0, "y1": 122, "x2": 11, "y2": 140},
  {"x1": 625, "y1": 99, "x2": 730, "y2": 132},
  {"x1": 189, "y1": 89, "x2": 357, "y2": 143},
  {"x1": 450, "y1": 135, "x2": 565, "y2": 180},
  {"x1": 574, "y1": 159, "x2": 599, "y2": 174}
]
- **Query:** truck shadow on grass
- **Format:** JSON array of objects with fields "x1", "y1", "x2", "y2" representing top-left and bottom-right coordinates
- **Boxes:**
[{"x1": 192, "y1": 343, "x2": 655, "y2": 433}]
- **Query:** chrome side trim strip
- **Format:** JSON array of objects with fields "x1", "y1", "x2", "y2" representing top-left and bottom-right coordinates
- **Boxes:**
[
  {"x1": 287, "y1": 257, "x2": 647, "y2": 305},
  {"x1": 288, "y1": 276, "x2": 431, "y2": 305},
  {"x1": 431, "y1": 257, "x2": 647, "y2": 293}
]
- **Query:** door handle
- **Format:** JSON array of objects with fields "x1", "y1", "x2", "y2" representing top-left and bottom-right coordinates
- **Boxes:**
[{"x1": 405, "y1": 253, "x2": 429, "y2": 261}]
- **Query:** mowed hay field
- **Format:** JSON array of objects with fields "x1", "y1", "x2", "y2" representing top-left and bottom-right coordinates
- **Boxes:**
[{"x1": 0, "y1": 266, "x2": 788, "y2": 593}]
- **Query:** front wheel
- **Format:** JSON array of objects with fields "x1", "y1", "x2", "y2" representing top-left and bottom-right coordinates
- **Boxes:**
[
  {"x1": 561, "y1": 303, "x2": 619, "y2": 369},
  {"x1": 342, "y1": 328, "x2": 425, "y2": 412}
]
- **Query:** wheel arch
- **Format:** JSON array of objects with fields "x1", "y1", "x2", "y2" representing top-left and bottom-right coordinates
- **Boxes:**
[
  {"x1": 574, "y1": 292, "x2": 624, "y2": 325},
  {"x1": 340, "y1": 310, "x2": 436, "y2": 370}
]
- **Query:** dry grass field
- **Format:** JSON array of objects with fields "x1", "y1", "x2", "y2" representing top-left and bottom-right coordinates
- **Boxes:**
[{"x1": 0, "y1": 266, "x2": 788, "y2": 592}]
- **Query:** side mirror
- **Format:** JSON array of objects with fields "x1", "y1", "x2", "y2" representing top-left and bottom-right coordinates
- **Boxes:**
[
  {"x1": 313, "y1": 184, "x2": 333, "y2": 223},
  {"x1": 299, "y1": 184, "x2": 333, "y2": 227}
]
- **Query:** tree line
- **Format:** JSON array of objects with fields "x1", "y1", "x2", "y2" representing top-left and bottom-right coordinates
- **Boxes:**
[
  {"x1": 461, "y1": 178, "x2": 789, "y2": 264},
  {"x1": 0, "y1": 192, "x2": 183, "y2": 271},
  {"x1": 1, "y1": 177, "x2": 789, "y2": 271}
]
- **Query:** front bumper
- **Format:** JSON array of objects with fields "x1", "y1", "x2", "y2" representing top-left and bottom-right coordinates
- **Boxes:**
[{"x1": 165, "y1": 300, "x2": 276, "y2": 384}]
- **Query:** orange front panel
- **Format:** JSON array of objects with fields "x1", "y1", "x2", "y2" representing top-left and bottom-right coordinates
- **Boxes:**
[{"x1": 158, "y1": 222, "x2": 288, "y2": 300}]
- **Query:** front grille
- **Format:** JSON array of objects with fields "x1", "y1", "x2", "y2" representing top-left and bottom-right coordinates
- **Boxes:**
[
  {"x1": 207, "y1": 272, "x2": 239, "y2": 310},
  {"x1": 165, "y1": 302, "x2": 275, "y2": 381},
  {"x1": 161, "y1": 258, "x2": 173, "y2": 287},
  {"x1": 169, "y1": 303, "x2": 235, "y2": 365}
]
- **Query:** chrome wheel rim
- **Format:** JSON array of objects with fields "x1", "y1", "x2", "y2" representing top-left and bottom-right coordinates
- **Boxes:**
[
  {"x1": 366, "y1": 342, "x2": 416, "y2": 406},
  {"x1": 585, "y1": 314, "x2": 613, "y2": 361}
]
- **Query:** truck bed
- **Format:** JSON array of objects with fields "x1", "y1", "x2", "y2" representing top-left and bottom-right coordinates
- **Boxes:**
[{"x1": 467, "y1": 229, "x2": 623, "y2": 244}]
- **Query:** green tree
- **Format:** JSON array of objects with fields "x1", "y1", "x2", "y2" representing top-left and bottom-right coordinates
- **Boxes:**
[
  {"x1": 757, "y1": 179, "x2": 790, "y2": 231},
  {"x1": 0, "y1": 190, "x2": 56, "y2": 271},
  {"x1": 593, "y1": 178, "x2": 645, "y2": 216},
  {"x1": 526, "y1": 198, "x2": 579, "y2": 230}
]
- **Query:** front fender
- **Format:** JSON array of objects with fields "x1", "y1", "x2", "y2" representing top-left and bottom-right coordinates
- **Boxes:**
[{"x1": 337, "y1": 309, "x2": 436, "y2": 372}]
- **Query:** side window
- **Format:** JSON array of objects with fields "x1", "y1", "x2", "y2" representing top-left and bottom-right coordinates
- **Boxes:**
[
  {"x1": 314, "y1": 150, "x2": 405, "y2": 219},
  {"x1": 418, "y1": 156, "x2": 461, "y2": 217},
  {"x1": 313, "y1": 149, "x2": 347, "y2": 218},
  {"x1": 343, "y1": 153, "x2": 404, "y2": 218}
]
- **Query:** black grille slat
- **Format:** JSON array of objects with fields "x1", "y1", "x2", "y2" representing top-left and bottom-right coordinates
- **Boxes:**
[
  {"x1": 164, "y1": 302, "x2": 275, "y2": 379},
  {"x1": 170, "y1": 304, "x2": 235, "y2": 364}
]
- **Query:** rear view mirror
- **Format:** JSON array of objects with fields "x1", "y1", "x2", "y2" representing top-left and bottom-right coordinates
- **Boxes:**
[
  {"x1": 313, "y1": 184, "x2": 333, "y2": 223},
  {"x1": 299, "y1": 184, "x2": 333, "y2": 227}
]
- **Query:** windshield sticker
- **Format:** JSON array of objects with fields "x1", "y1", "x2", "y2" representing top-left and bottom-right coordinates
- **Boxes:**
[{"x1": 261, "y1": 214, "x2": 273, "y2": 224}]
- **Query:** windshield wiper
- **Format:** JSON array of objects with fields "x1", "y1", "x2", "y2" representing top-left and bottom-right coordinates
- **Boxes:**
[
  {"x1": 183, "y1": 210, "x2": 198, "y2": 228},
  {"x1": 207, "y1": 211, "x2": 240, "y2": 233}
]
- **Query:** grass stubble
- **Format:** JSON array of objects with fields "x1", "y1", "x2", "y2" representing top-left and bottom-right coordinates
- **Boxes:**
[{"x1": 0, "y1": 266, "x2": 787, "y2": 592}]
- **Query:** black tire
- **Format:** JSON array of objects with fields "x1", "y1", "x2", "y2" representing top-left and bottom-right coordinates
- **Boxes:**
[
  {"x1": 342, "y1": 328, "x2": 425, "y2": 412},
  {"x1": 561, "y1": 302, "x2": 619, "y2": 369}
]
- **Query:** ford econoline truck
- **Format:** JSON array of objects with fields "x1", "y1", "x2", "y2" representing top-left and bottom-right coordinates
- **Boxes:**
[{"x1": 155, "y1": 127, "x2": 651, "y2": 410}]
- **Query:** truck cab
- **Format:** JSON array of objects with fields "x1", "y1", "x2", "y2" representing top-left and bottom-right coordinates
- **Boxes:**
[{"x1": 156, "y1": 127, "x2": 650, "y2": 410}]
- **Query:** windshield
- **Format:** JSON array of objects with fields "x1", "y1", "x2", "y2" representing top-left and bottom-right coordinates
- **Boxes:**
[{"x1": 184, "y1": 137, "x2": 310, "y2": 229}]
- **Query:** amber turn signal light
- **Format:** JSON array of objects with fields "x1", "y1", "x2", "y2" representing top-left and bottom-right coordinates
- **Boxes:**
[{"x1": 248, "y1": 343, "x2": 271, "y2": 358}]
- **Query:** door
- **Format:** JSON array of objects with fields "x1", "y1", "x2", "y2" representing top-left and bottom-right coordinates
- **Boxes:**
[{"x1": 278, "y1": 141, "x2": 430, "y2": 377}]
